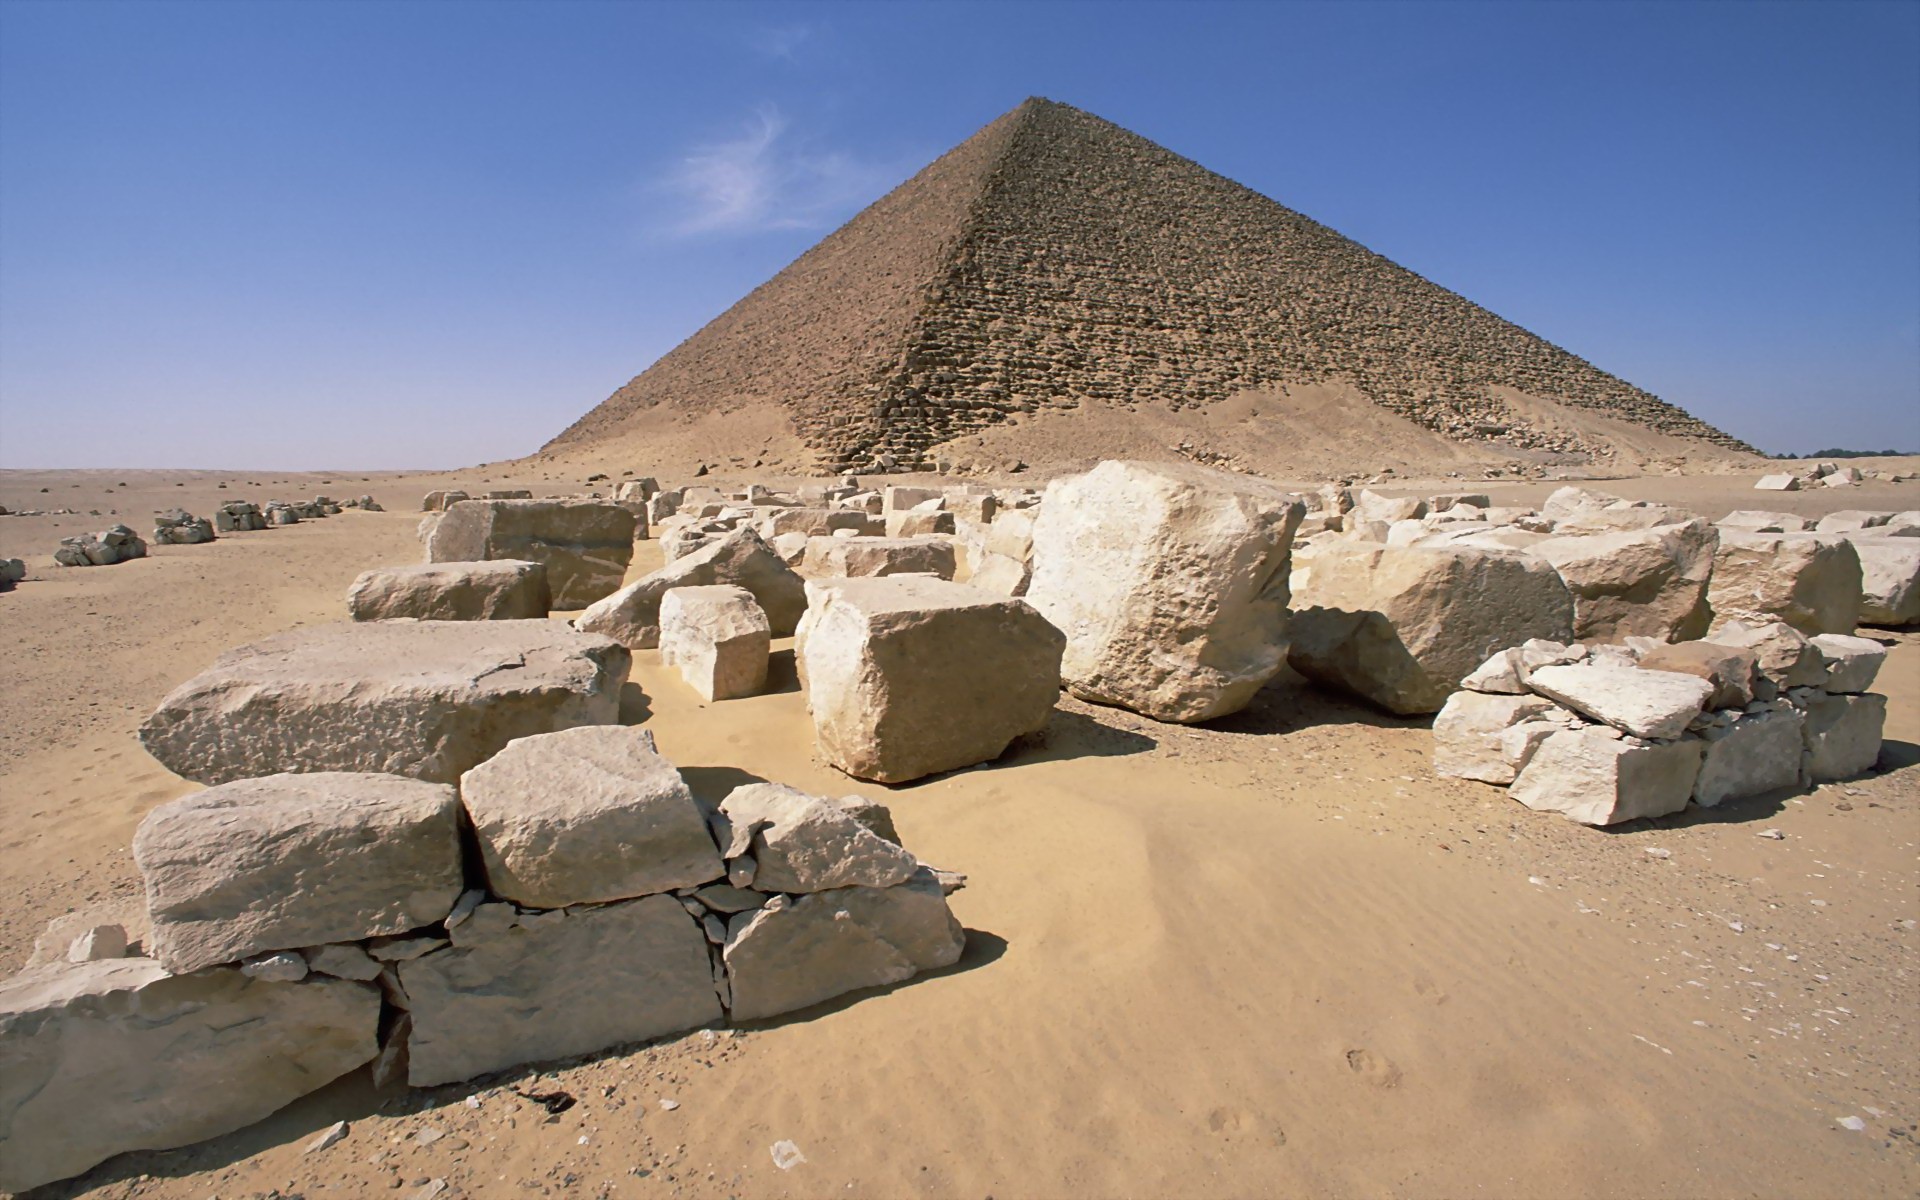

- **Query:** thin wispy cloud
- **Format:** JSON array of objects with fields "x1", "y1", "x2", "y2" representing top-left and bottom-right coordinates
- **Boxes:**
[
  {"x1": 654, "y1": 105, "x2": 903, "y2": 238},
  {"x1": 747, "y1": 23, "x2": 811, "y2": 63}
]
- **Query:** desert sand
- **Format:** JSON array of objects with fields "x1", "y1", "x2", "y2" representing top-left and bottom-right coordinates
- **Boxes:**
[{"x1": 1, "y1": 463, "x2": 1915, "y2": 1199}]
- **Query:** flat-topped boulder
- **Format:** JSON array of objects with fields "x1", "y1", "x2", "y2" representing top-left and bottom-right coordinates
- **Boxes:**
[
  {"x1": 0, "y1": 960, "x2": 378, "y2": 1194},
  {"x1": 1635, "y1": 640, "x2": 1757, "y2": 709},
  {"x1": 1025, "y1": 460, "x2": 1306, "y2": 723},
  {"x1": 660, "y1": 585, "x2": 772, "y2": 702},
  {"x1": 426, "y1": 499, "x2": 636, "y2": 609},
  {"x1": 399, "y1": 895, "x2": 720, "y2": 1087},
  {"x1": 797, "y1": 576, "x2": 1064, "y2": 783},
  {"x1": 1288, "y1": 542, "x2": 1575, "y2": 715},
  {"x1": 1526, "y1": 519, "x2": 1717, "y2": 643},
  {"x1": 346, "y1": 559, "x2": 551, "y2": 621},
  {"x1": 1802, "y1": 692, "x2": 1886, "y2": 782},
  {"x1": 1430, "y1": 691, "x2": 1563, "y2": 785},
  {"x1": 1707, "y1": 530, "x2": 1862, "y2": 635},
  {"x1": 1694, "y1": 707, "x2": 1805, "y2": 807},
  {"x1": 576, "y1": 526, "x2": 806, "y2": 649},
  {"x1": 801, "y1": 535, "x2": 958, "y2": 580},
  {"x1": 1849, "y1": 535, "x2": 1920, "y2": 626},
  {"x1": 458, "y1": 726, "x2": 724, "y2": 909},
  {"x1": 139, "y1": 620, "x2": 629, "y2": 784},
  {"x1": 134, "y1": 772, "x2": 464, "y2": 973}
]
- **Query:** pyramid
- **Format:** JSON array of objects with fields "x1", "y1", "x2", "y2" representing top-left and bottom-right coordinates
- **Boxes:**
[{"x1": 545, "y1": 97, "x2": 1754, "y2": 473}]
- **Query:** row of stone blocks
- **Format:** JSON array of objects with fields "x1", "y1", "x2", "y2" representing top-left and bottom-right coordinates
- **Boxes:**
[
  {"x1": 1432, "y1": 624, "x2": 1888, "y2": 825},
  {"x1": 1, "y1": 711, "x2": 966, "y2": 1192}
]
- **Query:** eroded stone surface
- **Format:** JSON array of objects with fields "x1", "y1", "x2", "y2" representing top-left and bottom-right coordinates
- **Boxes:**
[
  {"x1": 134, "y1": 773, "x2": 464, "y2": 973},
  {"x1": 139, "y1": 620, "x2": 629, "y2": 785},
  {"x1": 347, "y1": 560, "x2": 551, "y2": 622},
  {"x1": 1508, "y1": 730, "x2": 1704, "y2": 826},
  {"x1": 576, "y1": 527, "x2": 806, "y2": 649},
  {"x1": 426, "y1": 500, "x2": 636, "y2": 609}
]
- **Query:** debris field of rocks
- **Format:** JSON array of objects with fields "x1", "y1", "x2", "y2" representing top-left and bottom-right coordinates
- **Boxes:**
[{"x1": 1, "y1": 456, "x2": 1916, "y2": 1196}]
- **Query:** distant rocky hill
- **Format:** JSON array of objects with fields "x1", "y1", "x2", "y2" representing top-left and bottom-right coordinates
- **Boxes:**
[{"x1": 545, "y1": 97, "x2": 1755, "y2": 475}]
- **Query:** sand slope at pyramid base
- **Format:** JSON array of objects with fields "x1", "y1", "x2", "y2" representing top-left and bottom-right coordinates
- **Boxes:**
[
  {"x1": 920, "y1": 383, "x2": 1752, "y2": 482},
  {"x1": 532, "y1": 403, "x2": 815, "y2": 478}
]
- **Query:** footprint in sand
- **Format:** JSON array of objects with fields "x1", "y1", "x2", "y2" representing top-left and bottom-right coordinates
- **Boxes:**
[
  {"x1": 1205, "y1": 1106, "x2": 1287, "y2": 1147},
  {"x1": 1344, "y1": 1048, "x2": 1403, "y2": 1088}
]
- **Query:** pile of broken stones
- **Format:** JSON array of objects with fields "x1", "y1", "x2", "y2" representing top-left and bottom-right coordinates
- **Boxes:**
[
  {"x1": 2, "y1": 717, "x2": 964, "y2": 1191},
  {"x1": 52, "y1": 523, "x2": 147, "y2": 566},
  {"x1": 1433, "y1": 624, "x2": 1887, "y2": 825}
]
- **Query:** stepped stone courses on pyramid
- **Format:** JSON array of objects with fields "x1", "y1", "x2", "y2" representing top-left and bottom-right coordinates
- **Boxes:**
[{"x1": 547, "y1": 97, "x2": 1753, "y2": 473}]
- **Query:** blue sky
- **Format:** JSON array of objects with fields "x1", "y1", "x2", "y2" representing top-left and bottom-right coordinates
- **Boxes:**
[{"x1": 1, "y1": 0, "x2": 1915, "y2": 468}]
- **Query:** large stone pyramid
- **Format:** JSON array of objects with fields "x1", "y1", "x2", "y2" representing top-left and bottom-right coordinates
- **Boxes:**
[{"x1": 547, "y1": 97, "x2": 1752, "y2": 472}]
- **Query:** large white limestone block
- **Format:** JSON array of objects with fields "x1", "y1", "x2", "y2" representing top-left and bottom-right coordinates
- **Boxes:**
[
  {"x1": 1024, "y1": 460, "x2": 1306, "y2": 723},
  {"x1": 796, "y1": 576, "x2": 1064, "y2": 783},
  {"x1": 1287, "y1": 542, "x2": 1575, "y2": 715}
]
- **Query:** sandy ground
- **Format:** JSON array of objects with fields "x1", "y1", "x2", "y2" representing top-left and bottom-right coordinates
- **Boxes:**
[{"x1": 1, "y1": 465, "x2": 1916, "y2": 1199}]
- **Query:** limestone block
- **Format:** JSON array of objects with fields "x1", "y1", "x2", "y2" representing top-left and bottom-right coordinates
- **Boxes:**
[
  {"x1": 1753, "y1": 474, "x2": 1799, "y2": 491},
  {"x1": 1815, "y1": 510, "x2": 1892, "y2": 533},
  {"x1": 1287, "y1": 542, "x2": 1575, "y2": 715},
  {"x1": 1809, "y1": 633, "x2": 1887, "y2": 693},
  {"x1": 801, "y1": 535, "x2": 957, "y2": 580},
  {"x1": 660, "y1": 584, "x2": 771, "y2": 701},
  {"x1": 400, "y1": 895, "x2": 721, "y2": 1087},
  {"x1": 1702, "y1": 621, "x2": 1826, "y2": 689},
  {"x1": 0, "y1": 960, "x2": 378, "y2": 1193},
  {"x1": 716, "y1": 783, "x2": 918, "y2": 893},
  {"x1": 346, "y1": 560, "x2": 551, "y2": 621},
  {"x1": 885, "y1": 509, "x2": 957, "y2": 538},
  {"x1": 1526, "y1": 519, "x2": 1717, "y2": 642},
  {"x1": 1353, "y1": 489, "x2": 1427, "y2": 523},
  {"x1": 1540, "y1": 486, "x2": 1618, "y2": 518},
  {"x1": 426, "y1": 499, "x2": 635, "y2": 610},
  {"x1": 1508, "y1": 730, "x2": 1704, "y2": 826},
  {"x1": 1635, "y1": 640, "x2": 1757, "y2": 710},
  {"x1": 883, "y1": 486, "x2": 943, "y2": 513},
  {"x1": 1694, "y1": 708, "x2": 1805, "y2": 807},
  {"x1": 1430, "y1": 691, "x2": 1561, "y2": 784},
  {"x1": 458, "y1": 726, "x2": 723, "y2": 908},
  {"x1": 759, "y1": 507, "x2": 868, "y2": 540},
  {"x1": 1707, "y1": 530, "x2": 1862, "y2": 635},
  {"x1": 575, "y1": 527, "x2": 806, "y2": 649},
  {"x1": 140, "y1": 620, "x2": 629, "y2": 785},
  {"x1": 797, "y1": 576, "x2": 1064, "y2": 783},
  {"x1": 1026, "y1": 460, "x2": 1306, "y2": 722},
  {"x1": 1719, "y1": 510, "x2": 1811, "y2": 532},
  {"x1": 133, "y1": 772, "x2": 463, "y2": 973},
  {"x1": 1849, "y1": 536, "x2": 1920, "y2": 626},
  {"x1": 421, "y1": 490, "x2": 470, "y2": 512},
  {"x1": 968, "y1": 551, "x2": 1031, "y2": 596},
  {"x1": 722, "y1": 868, "x2": 965, "y2": 1021},
  {"x1": 1801, "y1": 692, "x2": 1886, "y2": 782},
  {"x1": 1526, "y1": 664, "x2": 1712, "y2": 740},
  {"x1": 986, "y1": 509, "x2": 1037, "y2": 562}
]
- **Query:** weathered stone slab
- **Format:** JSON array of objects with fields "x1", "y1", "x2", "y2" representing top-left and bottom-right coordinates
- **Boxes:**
[
  {"x1": 458, "y1": 726, "x2": 723, "y2": 908},
  {"x1": 723, "y1": 868, "x2": 964, "y2": 1021},
  {"x1": 1694, "y1": 708, "x2": 1805, "y2": 807},
  {"x1": 426, "y1": 499, "x2": 635, "y2": 609},
  {"x1": 1801, "y1": 692, "x2": 1886, "y2": 782},
  {"x1": 1753, "y1": 474, "x2": 1799, "y2": 491},
  {"x1": 1026, "y1": 460, "x2": 1306, "y2": 722},
  {"x1": 1636, "y1": 640, "x2": 1757, "y2": 710},
  {"x1": 576, "y1": 526, "x2": 806, "y2": 649},
  {"x1": 347, "y1": 560, "x2": 551, "y2": 621},
  {"x1": 1718, "y1": 510, "x2": 1811, "y2": 533},
  {"x1": 967, "y1": 551, "x2": 1031, "y2": 596},
  {"x1": 1707, "y1": 530, "x2": 1862, "y2": 635},
  {"x1": 400, "y1": 895, "x2": 720, "y2": 1087},
  {"x1": 1527, "y1": 520, "x2": 1717, "y2": 642},
  {"x1": 1508, "y1": 730, "x2": 1704, "y2": 826},
  {"x1": 801, "y1": 535, "x2": 958, "y2": 580},
  {"x1": 659, "y1": 584, "x2": 771, "y2": 701},
  {"x1": 134, "y1": 772, "x2": 464, "y2": 973},
  {"x1": 0, "y1": 960, "x2": 378, "y2": 1193},
  {"x1": 1526, "y1": 664, "x2": 1712, "y2": 740},
  {"x1": 140, "y1": 620, "x2": 629, "y2": 785},
  {"x1": 797, "y1": 576, "x2": 1064, "y2": 783},
  {"x1": 717, "y1": 783, "x2": 917, "y2": 893},
  {"x1": 1288, "y1": 542, "x2": 1575, "y2": 715},
  {"x1": 1702, "y1": 620, "x2": 1826, "y2": 689}
]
